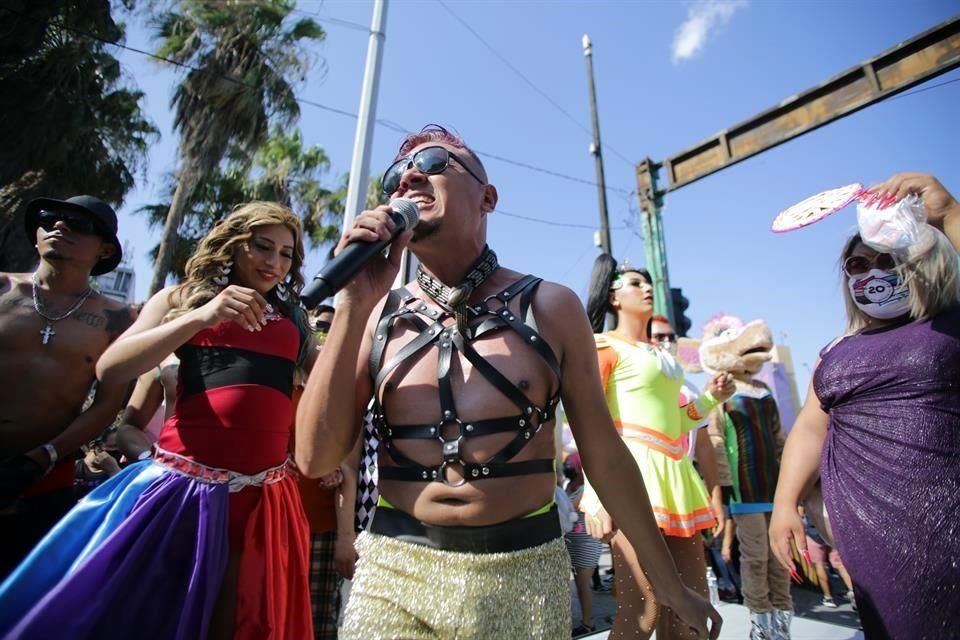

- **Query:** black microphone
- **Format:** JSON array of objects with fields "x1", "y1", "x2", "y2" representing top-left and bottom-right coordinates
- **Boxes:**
[{"x1": 300, "y1": 198, "x2": 420, "y2": 309}]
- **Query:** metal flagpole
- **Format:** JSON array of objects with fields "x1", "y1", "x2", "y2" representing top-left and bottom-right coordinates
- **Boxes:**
[{"x1": 342, "y1": 0, "x2": 388, "y2": 230}]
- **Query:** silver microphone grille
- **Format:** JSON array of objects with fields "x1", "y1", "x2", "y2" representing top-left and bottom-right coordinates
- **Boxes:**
[{"x1": 389, "y1": 198, "x2": 420, "y2": 230}]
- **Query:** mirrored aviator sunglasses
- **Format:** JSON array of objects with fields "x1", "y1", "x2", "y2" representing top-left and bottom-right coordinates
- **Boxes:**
[
  {"x1": 381, "y1": 146, "x2": 453, "y2": 195},
  {"x1": 36, "y1": 210, "x2": 105, "y2": 236},
  {"x1": 843, "y1": 252, "x2": 896, "y2": 277}
]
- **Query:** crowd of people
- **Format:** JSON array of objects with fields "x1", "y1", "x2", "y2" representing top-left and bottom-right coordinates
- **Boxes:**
[{"x1": 0, "y1": 123, "x2": 956, "y2": 640}]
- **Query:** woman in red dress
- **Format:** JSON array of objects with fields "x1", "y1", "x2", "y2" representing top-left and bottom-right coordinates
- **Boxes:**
[{"x1": 0, "y1": 202, "x2": 318, "y2": 639}]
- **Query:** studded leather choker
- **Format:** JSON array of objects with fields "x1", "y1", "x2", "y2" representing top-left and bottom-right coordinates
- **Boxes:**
[{"x1": 416, "y1": 245, "x2": 499, "y2": 332}]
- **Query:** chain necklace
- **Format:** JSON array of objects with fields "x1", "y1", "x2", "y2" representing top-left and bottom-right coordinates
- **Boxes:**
[
  {"x1": 416, "y1": 246, "x2": 499, "y2": 333},
  {"x1": 31, "y1": 274, "x2": 94, "y2": 345}
]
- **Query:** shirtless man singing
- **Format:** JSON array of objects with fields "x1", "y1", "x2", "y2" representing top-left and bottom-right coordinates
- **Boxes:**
[{"x1": 296, "y1": 125, "x2": 721, "y2": 639}]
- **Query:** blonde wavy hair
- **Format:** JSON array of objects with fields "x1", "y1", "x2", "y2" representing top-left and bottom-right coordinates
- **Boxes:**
[
  {"x1": 841, "y1": 227, "x2": 960, "y2": 334},
  {"x1": 165, "y1": 200, "x2": 305, "y2": 316}
]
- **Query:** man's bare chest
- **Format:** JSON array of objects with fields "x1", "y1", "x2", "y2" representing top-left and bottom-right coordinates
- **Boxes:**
[
  {"x1": 0, "y1": 292, "x2": 114, "y2": 362},
  {"x1": 376, "y1": 317, "x2": 558, "y2": 422}
]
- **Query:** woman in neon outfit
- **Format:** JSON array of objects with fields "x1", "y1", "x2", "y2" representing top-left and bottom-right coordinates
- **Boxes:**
[
  {"x1": 0, "y1": 202, "x2": 317, "y2": 639},
  {"x1": 583, "y1": 255, "x2": 734, "y2": 640}
]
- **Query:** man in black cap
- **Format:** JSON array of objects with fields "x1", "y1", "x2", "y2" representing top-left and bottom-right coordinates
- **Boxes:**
[{"x1": 0, "y1": 195, "x2": 136, "y2": 578}]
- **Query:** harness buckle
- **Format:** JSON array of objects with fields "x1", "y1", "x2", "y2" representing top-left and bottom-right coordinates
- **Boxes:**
[
  {"x1": 437, "y1": 461, "x2": 467, "y2": 487},
  {"x1": 440, "y1": 436, "x2": 463, "y2": 462}
]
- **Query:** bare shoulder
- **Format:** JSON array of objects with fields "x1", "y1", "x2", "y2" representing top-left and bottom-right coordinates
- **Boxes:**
[
  {"x1": 0, "y1": 272, "x2": 30, "y2": 294},
  {"x1": 129, "y1": 285, "x2": 181, "y2": 331},
  {"x1": 531, "y1": 279, "x2": 583, "y2": 311},
  {"x1": 528, "y1": 278, "x2": 594, "y2": 358},
  {"x1": 0, "y1": 274, "x2": 32, "y2": 310}
]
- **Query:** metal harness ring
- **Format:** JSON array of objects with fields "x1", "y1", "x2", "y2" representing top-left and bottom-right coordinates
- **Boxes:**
[{"x1": 437, "y1": 460, "x2": 467, "y2": 487}]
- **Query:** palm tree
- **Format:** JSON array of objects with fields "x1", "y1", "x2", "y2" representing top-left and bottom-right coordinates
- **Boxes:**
[
  {"x1": 139, "y1": 125, "x2": 343, "y2": 280},
  {"x1": 147, "y1": 0, "x2": 323, "y2": 294},
  {"x1": 248, "y1": 125, "x2": 343, "y2": 248},
  {"x1": 0, "y1": 0, "x2": 157, "y2": 272}
]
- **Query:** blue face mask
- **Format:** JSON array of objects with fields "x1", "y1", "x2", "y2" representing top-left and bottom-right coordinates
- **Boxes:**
[{"x1": 847, "y1": 269, "x2": 911, "y2": 320}]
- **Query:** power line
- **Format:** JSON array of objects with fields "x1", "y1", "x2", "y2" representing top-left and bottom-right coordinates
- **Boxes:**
[
  {"x1": 886, "y1": 74, "x2": 960, "y2": 101},
  {"x1": 474, "y1": 149, "x2": 633, "y2": 195},
  {"x1": 289, "y1": 7, "x2": 372, "y2": 33},
  {"x1": 560, "y1": 242, "x2": 600, "y2": 281},
  {"x1": 496, "y1": 207, "x2": 627, "y2": 230},
  {"x1": 0, "y1": 2, "x2": 631, "y2": 198},
  {"x1": 10, "y1": 5, "x2": 958, "y2": 209},
  {"x1": 434, "y1": 0, "x2": 636, "y2": 169}
]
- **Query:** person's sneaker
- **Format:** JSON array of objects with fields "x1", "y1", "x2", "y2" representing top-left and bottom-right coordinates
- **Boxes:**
[
  {"x1": 822, "y1": 596, "x2": 838, "y2": 608},
  {"x1": 845, "y1": 590, "x2": 858, "y2": 611},
  {"x1": 571, "y1": 623, "x2": 596, "y2": 636}
]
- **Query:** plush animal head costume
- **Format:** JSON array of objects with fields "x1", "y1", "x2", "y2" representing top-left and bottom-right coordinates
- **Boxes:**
[{"x1": 676, "y1": 314, "x2": 774, "y2": 381}]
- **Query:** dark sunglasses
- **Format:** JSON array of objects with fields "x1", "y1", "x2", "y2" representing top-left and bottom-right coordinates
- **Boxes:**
[
  {"x1": 651, "y1": 332, "x2": 677, "y2": 343},
  {"x1": 843, "y1": 253, "x2": 896, "y2": 277},
  {"x1": 36, "y1": 210, "x2": 106, "y2": 236},
  {"x1": 381, "y1": 146, "x2": 485, "y2": 195},
  {"x1": 314, "y1": 320, "x2": 331, "y2": 333}
]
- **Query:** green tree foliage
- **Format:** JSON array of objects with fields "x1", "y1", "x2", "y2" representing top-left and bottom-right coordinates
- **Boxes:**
[
  {"x1": 139, "y1": 125, "x2": 344, "y2": 280},
  {"x1": 148, "y1": 0, "x2": 324, "y2": 294},
  {"x1": 0, "y1": 0, "x2": 157, "y2": 272}
]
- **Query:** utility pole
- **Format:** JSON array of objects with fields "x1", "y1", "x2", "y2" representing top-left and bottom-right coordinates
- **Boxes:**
[
  {"x1": 582, "y1": 34, "x2": 612, "y2": 257},
  {"x1": 343, "y1": 0, "x2": 387, "y2": 230},
  {"x1": 637, "y1": 159, "x2": 674, "y2": 324}
]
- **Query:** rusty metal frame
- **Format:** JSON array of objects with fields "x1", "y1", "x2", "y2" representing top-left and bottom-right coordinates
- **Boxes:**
[{"x1": 654, "y1": 15, "x2": 960, "y2": 193}]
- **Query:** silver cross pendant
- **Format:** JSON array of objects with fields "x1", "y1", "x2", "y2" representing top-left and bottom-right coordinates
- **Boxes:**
[{"x1": 40, "y1": 323, "x2": 55, "y2": 345}]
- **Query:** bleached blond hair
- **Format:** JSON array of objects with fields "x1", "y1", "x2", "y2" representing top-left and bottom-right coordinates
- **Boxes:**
[{"x1": 841, "y1": 227, "x2": 960, "y2": 333}]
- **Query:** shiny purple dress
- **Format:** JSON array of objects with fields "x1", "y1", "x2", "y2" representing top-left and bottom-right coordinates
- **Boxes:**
[{"x1": 814, "y1": 306, "x2": 960, "y2": 640}]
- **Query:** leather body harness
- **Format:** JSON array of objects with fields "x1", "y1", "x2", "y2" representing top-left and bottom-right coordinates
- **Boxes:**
[{"x1": 369, "y1": 274, "x2": 561, "y2": 487}]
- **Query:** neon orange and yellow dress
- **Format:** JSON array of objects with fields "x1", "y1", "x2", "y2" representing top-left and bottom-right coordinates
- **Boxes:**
[{"x1": 593, "y1": 332, "x2": 717, "y2": 537}]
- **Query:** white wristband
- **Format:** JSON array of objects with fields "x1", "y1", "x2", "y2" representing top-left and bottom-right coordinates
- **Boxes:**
[{"x1": 41, "y1": 443, "x2": 59, "y2": 470}]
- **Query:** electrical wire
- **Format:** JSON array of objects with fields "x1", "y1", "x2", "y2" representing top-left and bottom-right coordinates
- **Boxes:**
[
  {"x1": 434, "y1": 0, "x2": 636, "y2": 169},
  {"x1": 496, "y1": 208, "x2": 626, "y2": 230},
  {"x1": 0, "y1": 4, "x2": 635, "y2": 200}
]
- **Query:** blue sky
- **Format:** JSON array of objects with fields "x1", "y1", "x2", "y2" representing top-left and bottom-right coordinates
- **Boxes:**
[{"x1": 113, "y1": 0, "x2": 960, "y2": 395}]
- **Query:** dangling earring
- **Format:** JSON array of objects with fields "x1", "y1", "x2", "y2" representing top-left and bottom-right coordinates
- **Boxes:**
[
  {"x1": 274, "y1": 278, "x2": 290, "y2": 301},
  {"x1": 213, "y1": 260, "x2": 233, "y2": 286}
]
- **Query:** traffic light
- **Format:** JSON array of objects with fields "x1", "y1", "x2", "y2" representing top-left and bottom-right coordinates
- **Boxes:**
[{"x1": 670, "y1": 288, "x2": 692, "y2": 337}]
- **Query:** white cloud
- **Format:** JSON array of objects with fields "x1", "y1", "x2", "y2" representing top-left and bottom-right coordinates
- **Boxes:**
[{"x1": 671, "y1": 0, "x2": 749, "y2": 64}]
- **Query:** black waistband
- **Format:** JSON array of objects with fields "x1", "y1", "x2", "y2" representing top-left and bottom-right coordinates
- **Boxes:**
[
  {"x1": 178, "y1": 344, "x2": 294, "y2": 398},
  {"x1": 369, "y1": 505, "x2": 561, "y2": 553}
]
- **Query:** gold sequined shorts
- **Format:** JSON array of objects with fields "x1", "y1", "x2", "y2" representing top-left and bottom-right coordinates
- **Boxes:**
[{"x1": 341, "y1": 531, "x2": 571, "y2": 639}]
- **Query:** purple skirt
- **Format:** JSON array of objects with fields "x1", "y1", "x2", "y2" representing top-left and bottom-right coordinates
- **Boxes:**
[{"x1": 0, "y1": 461, "x2": 229, "y2": 639}]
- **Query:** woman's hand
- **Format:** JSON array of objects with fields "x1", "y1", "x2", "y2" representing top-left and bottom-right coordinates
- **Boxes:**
[
  {"x1": 710, "y1": 492, "x2": 726, "y2": 540},
  {"x1": 584, "y1": 507, "x2": 617, "y2": 543},
  {"x1": 769, "y1": 503, "x2": 806, "y2": 583},
  {"x1": 704, "y1": 373, "x2": 736, "y2": 403},
  {"x1": 196, "y1": 285, "x2": 269, "y2": 332},
  {"x1": 865, "y1": 172, "x2": 958, "y2": 229}
]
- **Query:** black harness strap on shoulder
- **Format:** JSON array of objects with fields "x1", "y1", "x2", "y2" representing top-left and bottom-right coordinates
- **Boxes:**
[{"x1": 369, "y1": 275, "x2": 561, "y2": 486}]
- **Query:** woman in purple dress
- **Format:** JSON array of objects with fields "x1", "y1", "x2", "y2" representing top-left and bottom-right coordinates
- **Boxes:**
[{"x1": 770, "y1": 173, "x2": 960, "y2": 640}]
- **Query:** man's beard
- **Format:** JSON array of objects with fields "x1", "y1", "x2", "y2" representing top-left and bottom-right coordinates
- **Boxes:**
[{"x1": 410, "y1": 218, "x2": 440, "y2": 243}]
